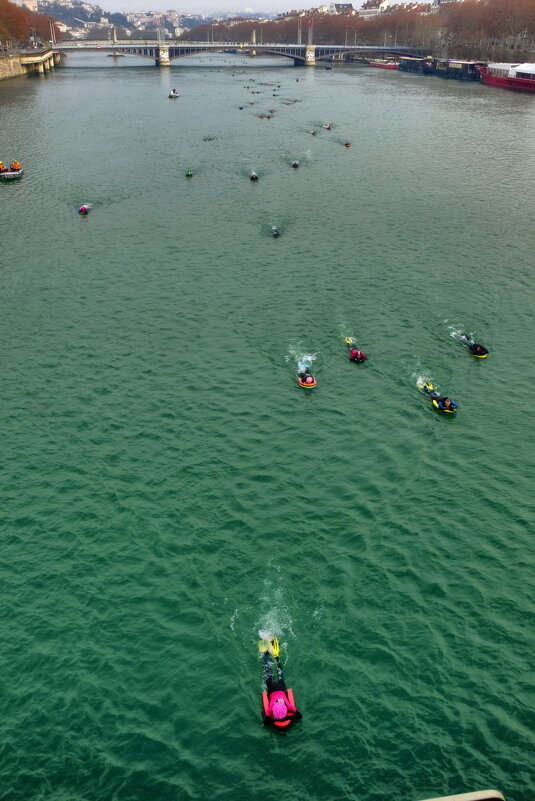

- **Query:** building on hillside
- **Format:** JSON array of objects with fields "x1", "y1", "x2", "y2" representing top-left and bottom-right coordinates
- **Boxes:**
[
  {"x1": 12, "y1": 0, "x2": 38, "y2": 11},
  {"x1": 377, "y1": 0, "x2": 431, "y2": 9},
  {"x1": 63, "y1": 26, "x2": 86, "y2": 37},
  {"x1": 316, "y1": 2, "x2": 354, "y2": 12},
  {"x1": 358, "y1": 0, "x2": 380, "y2": 18},
  {"x1": 275, "y1": 11, "x2": 306, "y2": 20}
]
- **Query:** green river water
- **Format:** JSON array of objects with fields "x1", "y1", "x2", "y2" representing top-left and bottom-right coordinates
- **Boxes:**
[{"x1": 1, "y1": 52, "x2": 534, "y2": 801}]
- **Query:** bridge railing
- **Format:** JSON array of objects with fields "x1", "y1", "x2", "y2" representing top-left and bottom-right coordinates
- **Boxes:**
[
  {"x1": 52, "y1": 40, "x2": 418, "y2": 51},
  {"x1": 52, "y1": 41, "x2": 294, "y2": 48}
]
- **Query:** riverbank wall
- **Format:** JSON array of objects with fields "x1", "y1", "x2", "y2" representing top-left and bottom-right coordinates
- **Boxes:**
[
  {"x1": 0, "y1": 54, "x2": 27, "y2": 82},
  {"x1": 0, "y1": 50, "x2": 59, "y2": 82}
]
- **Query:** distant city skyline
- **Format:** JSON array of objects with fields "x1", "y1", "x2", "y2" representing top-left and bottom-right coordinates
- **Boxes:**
[
  {"x1": 99, "y1": 0, "x2": 304, "y2": 14},
  {"x1": 96, "y1": 0, "x2": 362, "y2": 17}
]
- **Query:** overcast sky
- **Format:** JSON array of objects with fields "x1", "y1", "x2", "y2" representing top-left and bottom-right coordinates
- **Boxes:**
[{"x1": 101, "y1": 0, "x2": 334, "y2": 16}]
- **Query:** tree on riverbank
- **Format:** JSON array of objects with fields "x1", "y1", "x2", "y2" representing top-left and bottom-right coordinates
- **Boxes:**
[
  {"x1": 179, "y1": 1, "x2": 535, "y2": 62},
  {"x1": 0, "y1": 0, "x2": 61, "y2": 49},
  {"x1": 438, "y1": 0, "x2": 535, "y2": 59}
]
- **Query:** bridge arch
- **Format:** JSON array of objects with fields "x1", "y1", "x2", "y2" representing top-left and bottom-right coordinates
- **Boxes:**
[
  {"x1": 166, "y1": 45, "x2": 307, "y2": 64},
  {"x1": 113, "y1": 48, "x2": 157, "y2": 60}
]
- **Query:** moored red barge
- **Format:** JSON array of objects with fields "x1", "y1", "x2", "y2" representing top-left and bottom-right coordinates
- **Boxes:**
[
  {"x1": 368, "y1": 60, "x2": 398, "y2": 70},
  {"x1": 478, "y1": 62, "x2": 535, "y2": 92}
]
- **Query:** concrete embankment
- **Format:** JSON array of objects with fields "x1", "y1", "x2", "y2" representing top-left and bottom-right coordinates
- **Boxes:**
[
  {"x1": 0, "y1": 54, "x2": 27, "y2": 82},
  {"x1": 0, "y1": 50, "x2": 59, "y2": 82}
]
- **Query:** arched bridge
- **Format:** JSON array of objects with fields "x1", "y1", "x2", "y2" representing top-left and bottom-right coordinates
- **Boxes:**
[{"x1": 53, "y1": 40, "x2": 426, "y2": 67}]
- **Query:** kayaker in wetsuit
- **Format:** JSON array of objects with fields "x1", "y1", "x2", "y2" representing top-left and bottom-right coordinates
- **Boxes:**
[
  {"x1": 346, "y1": 340, "x2": 368, "y2": 363},
  {"x1": 435, "y1": 396, "x2": 457, "y2": 411},
  {"x1": 468, "y1": 342, "x2": 488, "y2": 356},
  {"x1": 349, "y1": 347, "x2": 367, "y2": 363},
  {"x1": 298, "y1": 364, "x2": 314, "y2": 384},
  {"x1": 461, "y1": 334, "x2": 489, "y2": 357},
  {"x1": 422, "y1": 383, "x2": 458, "y2": 412},
  {"x1": 261, "y1": 640, "x2": 302, "y2": 730}
]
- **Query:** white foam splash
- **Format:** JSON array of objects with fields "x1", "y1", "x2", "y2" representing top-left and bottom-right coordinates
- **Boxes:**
[
  {"x1": 229, "y1": 608, "x2": 239, "y2": 632},
  {"x1": 285, "y1": 345, "x2": 318, "y2": 369},
  {"x1": 255, "y1": 563, "x2": 295, "y2": 650},
  {"x1": 412, "y1": 371, "x2": 432, "y2": 388},
  {"x1": 447, "y1": 324, "x2": 472, "y2": 344}
]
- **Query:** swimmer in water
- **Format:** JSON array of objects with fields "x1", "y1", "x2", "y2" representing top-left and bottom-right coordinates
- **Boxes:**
[{"x1": 260, "y1": 639, "x2": 302, "y2": 730}]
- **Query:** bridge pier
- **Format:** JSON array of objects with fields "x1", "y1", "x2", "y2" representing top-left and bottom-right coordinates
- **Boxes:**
[
  {"x1": 304, "y1": 45, "x2": 316, "y2": 66},
  {"x1": 156, "y1": 45, "x2": 170, "y2": 67}
]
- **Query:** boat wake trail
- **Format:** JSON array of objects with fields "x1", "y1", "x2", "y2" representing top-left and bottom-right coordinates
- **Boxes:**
[
  {"x1": 256, "y1": 561, "x2": 295, "y2": 653},
  {"x1": 285, "y1": 345, "x2": 318, "y2": 373},
  {"x1": 411, "y1": 362, "x2": 432, "y2": 388},
  {"x1": 446, "y1": 321, "x2": 473, "y2": 344}
]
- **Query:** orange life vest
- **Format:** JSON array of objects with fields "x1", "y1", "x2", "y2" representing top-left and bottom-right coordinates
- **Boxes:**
[{"x1": 262, "y1": 688, "x2": 296, "y2": 729}]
